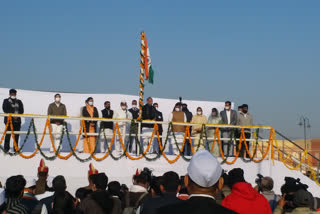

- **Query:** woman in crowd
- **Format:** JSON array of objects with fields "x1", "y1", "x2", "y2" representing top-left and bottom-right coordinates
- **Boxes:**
[
  {"x1": 82, "y1": 97, "x2": 99, "y2": 154},
  {"x1": 191, "y1": 107, "x2": 207, "y2": 151},
  {"x1": 207, "y1": 108, "x2": 222, "y2": 157}
]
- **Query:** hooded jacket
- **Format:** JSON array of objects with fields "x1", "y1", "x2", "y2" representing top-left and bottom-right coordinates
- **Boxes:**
[{"x1": 222, "y1": 182, "x2": 272, "y2": 214}]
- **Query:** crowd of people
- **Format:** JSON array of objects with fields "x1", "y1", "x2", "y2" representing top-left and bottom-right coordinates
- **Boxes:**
[
  {"x1": 2, "y1": 89, "x2": 253, "y2": 158},
  {"x1": 0, "y1": 150, "x2": 319, "y2": 214}
]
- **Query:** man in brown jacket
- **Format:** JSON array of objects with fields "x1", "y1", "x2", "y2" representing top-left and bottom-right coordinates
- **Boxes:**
[{"x1": 47, "y1": 93, "x2": 67, "y2": 152}]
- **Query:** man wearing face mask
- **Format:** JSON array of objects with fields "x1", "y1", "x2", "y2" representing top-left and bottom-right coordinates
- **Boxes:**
[
  {"x1": 100, "y1": 101, "x2": 113, "y2": 153},
  {"x1": 142, "y1": 97, "x2": 157, "y2": 154},
  {"x1": 2, "y1": 89, "x2": 24, "y2": 152},
  {"x1": 113, "y1": 101, "x2": 132, "y2": 155},
  {"x1": 191, "y1": 107, "x2": 207, "y2": 151},
  {"x1": 153, "y1": 103, "x2": 163, "y2": 153},
  {"x1": 182, "y1": 103, "x2": 193, "y2": 156},
  {"x1": 220, "y1": 101, "x2": 237, "y2": 157},
  {"x1": 237, "y1": 104, "x2": 253, "y2": 158},
  {"x1": 168, "y1": 103, "x2": 187, "y2": 155},
  {"x1": 128, "y1": 100, "x2": 139, "y2": 154},
  {"x1": 47, "y1": 94, "x2": 67, "y2": 153}
]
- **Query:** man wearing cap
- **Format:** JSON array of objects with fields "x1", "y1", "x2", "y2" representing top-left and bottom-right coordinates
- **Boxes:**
[
  {"x1": 113, "y1": 101, "x2": 132, "y2": 155},
  {"x1": 157, "y1": 150, "x2": 237, "y2": 214},
  {"x1": 2, "y1": 88, "x2": 24, "y2": 152}
]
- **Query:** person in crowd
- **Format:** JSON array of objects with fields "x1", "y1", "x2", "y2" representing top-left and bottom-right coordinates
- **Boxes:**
[
  {"x1": 191, "y1": 107, "x2": 207, "y2": 151},
  {"x1": 274, "y1": 189, "x2": 320, "y2": 214},
  {"x1": 215, "y1": 172, "x2": 232, "y2": 205},
  {"x1": 168, "y1": 103, "x2": 187, "y2": 155},
  {"x1": 123, "y1": 169, "x2": 151, "y2": 213},
  {"x1": 83, "y1": 163, "x2": 99, "y2": 191},
  {"x1": 157, "y1": 150, "x2": 237, "y2": 214},
  {"x1": 41, "y1": 175, "x2": 76, "y2": 214},
  {"x1": 4, "y1": 175, "x2": 29, "y2": 214},
  {"x1": 141, "y1": 97, "x2": 157, "y2": 154},
  {"x1": 141, "y1": 171, "x2": 181, "y2": 214},
  {"x1": 47, "y1": 93, "x2": 67, "y2": 153},
  {"x1": 237, "y1": 104, "x2": 253, "y2": 158},
  {"x1": 128, "y1": 100, "x2": 139, "y2": 154},
  {"x1": 113, "y1": 101, "x2": 132, "y2": 155},
  {"x1": 107, "y1": 181, "x2": 123, "y2": 214},
  {"x1": 258, "y1": 177, "x2": 281, "y2": 212},
  {"x1": 221, "y1": 168, "x2": 272, "y2": 214},
  {"x1": 34, "y1": 159, "x2": 54, "y2": 200},
  {"x1": 100, "y1": 101, "x2": 114, "y2": 153},
  {"x1": 220, "y1": 101, "x2": 237, "y2": 157},
  {"x1": 207, "y1": 108, "x2": 222, "y2": 157},
  {"x1": 182, "y1": 103, "x2": 193, "y2": 156},
  {"x1": 21, "y1": 178, "x2": 48, "y2": 214},
  {"x1": 2, "y1": 89, "x2": 24, "y2": 153},
  {"x1": 79, "y1": 173, "x2": 114, "y2": 214},
  {"x1": 149, "y1": 176, "x2": 162, "y2": 197},
  {"x1": 82, "y1": 97, "x2": 99, "y2": 154},
  {"x1": 153, "y1": 103, "x2": 163, "y2": 154}
]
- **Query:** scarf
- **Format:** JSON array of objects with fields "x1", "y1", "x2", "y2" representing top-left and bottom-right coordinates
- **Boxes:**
[{"x1": 86, "y1": 104, "x2": 94, "y2": 118}]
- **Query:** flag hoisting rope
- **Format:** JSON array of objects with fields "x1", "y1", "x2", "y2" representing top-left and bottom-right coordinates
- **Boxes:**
[{"x1": 138, "y1": 31, "x2": 154, "y2": 120}]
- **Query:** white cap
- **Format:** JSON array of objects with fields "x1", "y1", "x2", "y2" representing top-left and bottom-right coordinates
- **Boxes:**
[
  {"x1": 0, "y1": 188, "x2": 4, "y2": 206},
  {"x1": 187, "y1": 150, "x2": 223, "y2": 188}
]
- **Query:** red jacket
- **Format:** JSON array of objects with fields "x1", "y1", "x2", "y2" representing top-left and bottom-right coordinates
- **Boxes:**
[{"x1": 222, "y1": 182, "x2": 272, "y2": 214}]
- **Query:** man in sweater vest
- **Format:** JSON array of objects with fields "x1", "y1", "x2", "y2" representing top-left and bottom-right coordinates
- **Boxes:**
[
  {"x1": 168, "y1": 103, "x2": 187, "y2": 155},
  {"x1": 47, "y1": 94, "x2": 67, "y2": 153}
]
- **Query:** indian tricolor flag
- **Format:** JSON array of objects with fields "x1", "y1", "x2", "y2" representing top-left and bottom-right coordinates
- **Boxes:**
[{"x1": 140, "y1": 32, "x2": 154, "y2": 84}]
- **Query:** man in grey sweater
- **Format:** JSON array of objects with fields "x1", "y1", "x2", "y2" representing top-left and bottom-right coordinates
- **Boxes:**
[{"x1": 47, "y1": 94, "x2": 67, "y2": 152}]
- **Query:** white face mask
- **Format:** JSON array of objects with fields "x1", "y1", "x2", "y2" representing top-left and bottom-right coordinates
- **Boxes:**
[
  {"x1": 197, "y1": 111, "x2": 202, "y2": 115},
  {"x1": 175, "y1": 108, "x2": 180, "y2": 112},
  {"x1": 10, "y1": 96, "x2": 16, "y2": 99},
  {"x1": 88, "y1": 101, "x2": 93, "y2": 106},
  {"x1": 132, "y1": 105, "x2": 137, "y2": 108},
  {"x1": 225, "y1": 106, "x2": 230, "y2": 110},
  {"x1": 121, "y1": 106, "x2": 127, "y2": 110},
  {"x1": 55, "y1": 97, "x2": 61, "y2": 102}
]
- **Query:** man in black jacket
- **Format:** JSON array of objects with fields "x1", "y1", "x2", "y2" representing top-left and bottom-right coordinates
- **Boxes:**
[
  {"x1": 141, "y1": 171, "x2": 181, "y2": 214},
  {"x1": 153, "y1": 103, "x2": 163, "y2": 154},
  {"x1": 157, "y1": 150, "x2": 237, "y2": 214},
  {"x1": 100, "y1": 101, "x2": 113, "y2": 153},
  {"x1": 142, "y1": 97, "x2": 156, "y2": 154},
  {"x1": 182, "y1": 103, "x2": 192, "y2": 156},
  {"x1": 2, "y1": 89, "x2": 24, "y2": 152},
  {"x1": 128, "y1": 100, "x2": 139, "y2": 154}
]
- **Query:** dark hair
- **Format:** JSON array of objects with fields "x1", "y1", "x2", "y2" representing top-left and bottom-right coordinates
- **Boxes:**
[
  {"x1": 9, "y1": 89, "x2": 17, "y2": 94},
  {"x1": 153, "y1": 103, "x2": 158, "y2": 106},
  {"x1": 150, "y1": 176, "x2": 162, "y2": 196},
  {"x1": 196, "y1": 107, "x2": 202, "y2": 112},
  {"x1": 212, "y1": 108, "x2": 219, "y2": 114},
  {"x1": 54, "y1": 94, "x2": 61, "y2": 98},
  {"x1": 225, "y1": 101, "x2": 231, "y2": 105},
  {"x1": 86, "y1": 97, "x2": 93, "y2": 103},
  {"x1": 227, "y1": 168, "x2": 246, "y2": 188},
  {"x1": 75, "y1": 188, "x2": 91, "y2": 201},
  {"x1": 134, "y1": 168, "x2": 152, "y2": 185},
  {"x1": 238, "y1": 105, "x2": 243, "y2": 109},
  {"x1": 5, "y1": 175, "x2": 26, "y2": 198},
  {"x1": 53, "y1": 176, "x2": 67, "y2": 194},
  {"x1": 242, "y1": 104, "x2": 248, "y2": 108},
  {"x1": 147, "y1": 97, "x2": 153, "y2": 101},
  {"x1": 108, "y1": 181, "x2": 121, "y2": 198},
  {"x1": 92, "y1": 173, "x2": 108, "y2": 190},
  {"x1": 161, "y1": 171, "x2": 180, "y2": 193},
  {"x1": 104, "y1": 101, "x2": 110, "y2": 105},
  {"x1": 182, "y1": 103, "x2": 187, "y2": 107},
  {"x1": 132, "y1": 100, "x2": 137, "y2": 103}
]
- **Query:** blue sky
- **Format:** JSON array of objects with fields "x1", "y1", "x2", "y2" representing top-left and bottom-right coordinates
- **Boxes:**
[{"x1": 0, "y1": 0, "x2": 319, "y2": 139}]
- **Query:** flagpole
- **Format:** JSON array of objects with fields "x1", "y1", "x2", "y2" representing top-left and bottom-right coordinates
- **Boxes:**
[{"x1": 138, "y1": 31, "x2": 146, "y2": 120}]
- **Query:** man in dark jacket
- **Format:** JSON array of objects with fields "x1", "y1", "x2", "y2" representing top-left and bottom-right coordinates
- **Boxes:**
[
  {"x1": 153, "y1": 103, "x2": 163, "y2": 154},
  {"x1": 128, "y1": 100, "x2": 139, "y2": 154},
  {"x1": 2, "y1": 89, "x2": 24, "y2": 152},
  {"x1": 5, "y1": 175, "x2": 29, "y2": 214},
  {"x1": 141, "y1": 171, "x2": 181, "y2": 214},
  {"x1": 182, "y1": 103, "x2": 192, "y2": 156},
  {"x1": 142, "y1": 97, "x2": 156, "y2": 154},
  {"x1": 157, "y1": 150, "x2": 237, "y2": 214},
  {"x1": 100, "y1": 101, "x2": 114, "y2": 153},
  {"x1": 79, "y1": 173, "x2": 114, "y2": 214},
  {"x1": 220, "y1": 101, "x2": 238, "y2": 157}
]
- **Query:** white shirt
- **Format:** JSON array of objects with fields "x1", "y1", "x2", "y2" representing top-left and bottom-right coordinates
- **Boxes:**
[
  {"x1": 189, "y1": 194, "x2": 215, "y2": 200},
  {"x1": 226, "y1": 110, "x2": 231, "y2": 124}
]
